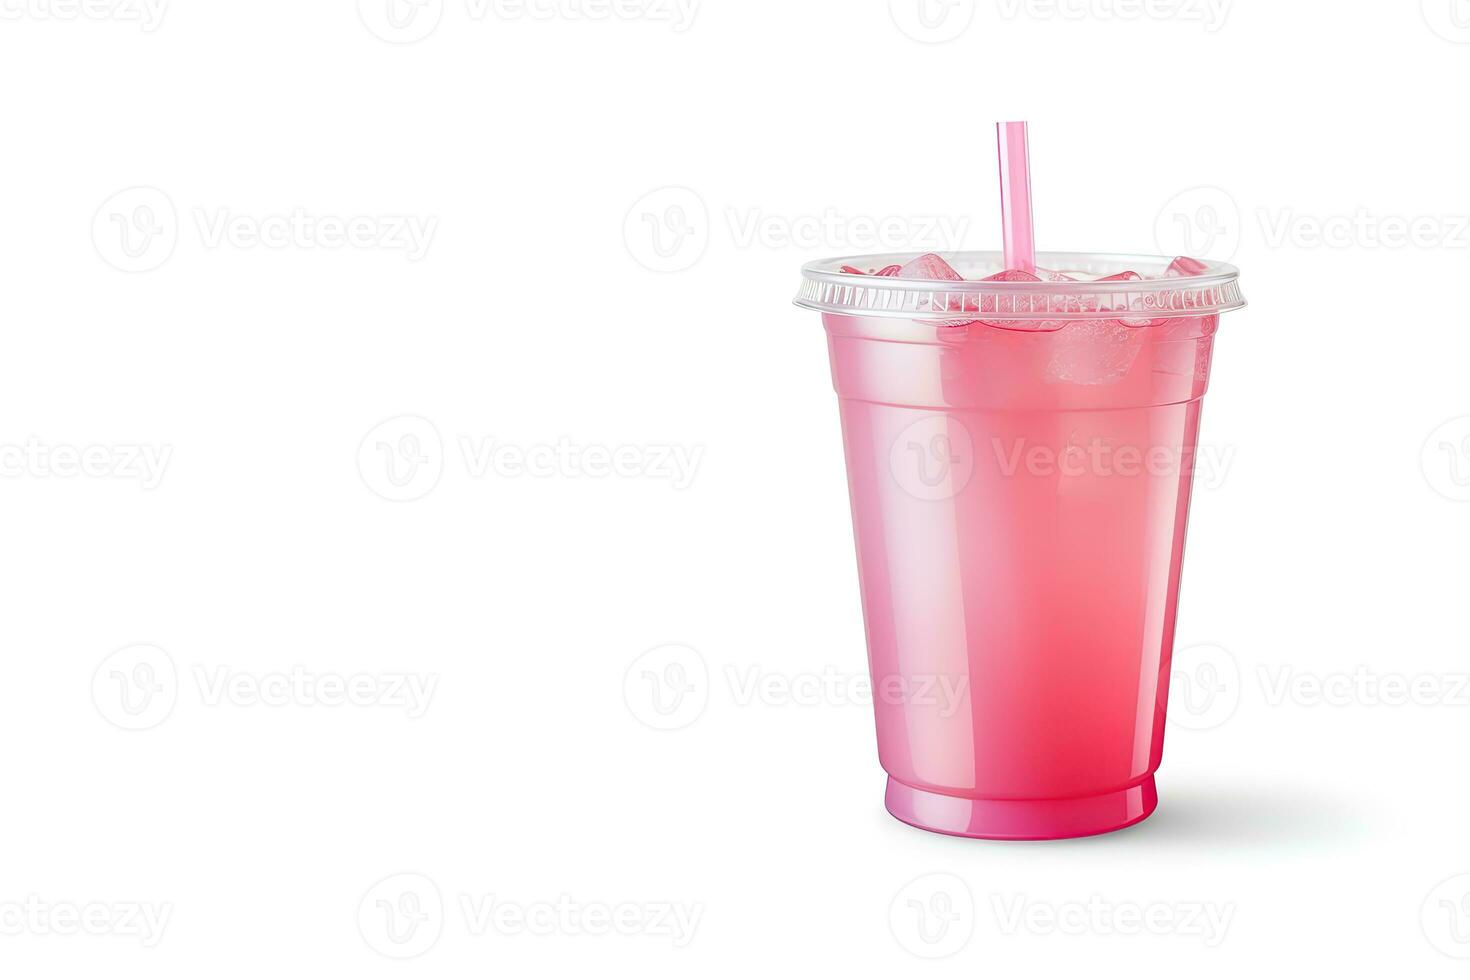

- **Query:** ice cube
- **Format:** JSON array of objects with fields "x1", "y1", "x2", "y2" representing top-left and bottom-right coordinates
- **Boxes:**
[
  {"x1": 838, "y1": 262, "x2": 926, "y2": 277},
  {"x1": 898, "y1": 253, "x2": 975, "y2": 327},
  {"x1": 1045, "y1": 318, "x2": 1144, "y2": 385},
  {"x1": 976, "y1": 268, "x2": 1068, "y2": 331},
  {"x1": 1033, "y1": 267, "x2": 1078, "y2": 283},
  {"x1": 1093, "y1": 270, "x2": 1165, "y2": 326},
  {"x1": 1165, "y1": 256, "x2": 1208, "y2": 277},
  {"x1": 898, "y1": 253, "x2": 966, "y2": 281}
]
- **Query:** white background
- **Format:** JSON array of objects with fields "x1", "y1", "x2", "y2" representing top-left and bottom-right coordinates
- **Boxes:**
[{"x1": 3, "y1": 0, "x2": 1469, "y2": 975}]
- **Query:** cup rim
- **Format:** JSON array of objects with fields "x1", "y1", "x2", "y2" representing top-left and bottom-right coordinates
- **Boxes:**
[{"x1": 795, "y1": 251, "x2": 1244, "y2": 321}]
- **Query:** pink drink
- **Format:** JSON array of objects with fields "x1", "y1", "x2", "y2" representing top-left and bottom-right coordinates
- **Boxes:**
[{"x1": 796, "y1": 251, "x2": 1245, "y2": 839}]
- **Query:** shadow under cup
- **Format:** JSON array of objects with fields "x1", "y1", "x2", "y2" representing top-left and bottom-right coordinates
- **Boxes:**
[{"x1": 796, "y1": 252, "x2": 1246, "y2": 840}]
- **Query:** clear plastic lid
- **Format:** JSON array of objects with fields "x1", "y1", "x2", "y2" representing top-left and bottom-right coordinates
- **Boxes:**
[{"x1": 794, "y1": 251, "x2": 1244, "y2": 321}]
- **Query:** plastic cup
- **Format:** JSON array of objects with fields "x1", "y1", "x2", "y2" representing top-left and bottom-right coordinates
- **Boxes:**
[{"x1": 795, "y1": 252, "x2": 1245, "y2": 840}]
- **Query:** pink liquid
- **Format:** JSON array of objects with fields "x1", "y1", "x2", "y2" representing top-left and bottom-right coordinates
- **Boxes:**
[{"x1": 824, "y1": 311, "x2": 1217, "y2": 839}]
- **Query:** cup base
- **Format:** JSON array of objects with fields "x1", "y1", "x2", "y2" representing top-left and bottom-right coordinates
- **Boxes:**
[{"x1": 884, "y1": 776, "x2": 1157, "y2": 841}]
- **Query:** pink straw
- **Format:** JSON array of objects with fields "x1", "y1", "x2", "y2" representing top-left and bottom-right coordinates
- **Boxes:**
[{"x1": 996, "y1": 121, "x2": 1036, "y2": 274}]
